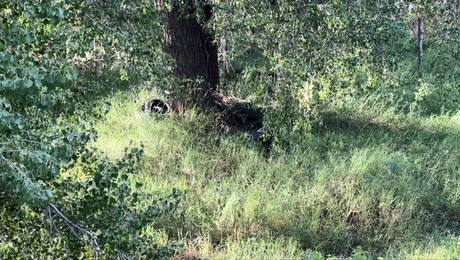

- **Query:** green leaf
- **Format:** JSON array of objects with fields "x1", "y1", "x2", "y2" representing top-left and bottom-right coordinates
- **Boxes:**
[
  {"x1": 58, "y1": 8, "x2": 65, "y2": 19},
  {"x1": 25, "y1": 33, "x2": 34, "y2": 43},
  {"x1": 2, "y1": 80, "x2": 14, "y2": 88},
  {"x1": 46, "y1": 189, "x2": 53, "y2": 199},
  {"x1": 23, "y1": 79, "x2": 33, "y2": 88},
  {"x1": 14, "y1": 118, "x2": 24, "y2": 129}
]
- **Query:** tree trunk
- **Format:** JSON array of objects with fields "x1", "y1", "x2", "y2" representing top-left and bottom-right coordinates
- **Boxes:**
[{"x1": 161, "y1": 1, "x2": 219, "y2": 109}]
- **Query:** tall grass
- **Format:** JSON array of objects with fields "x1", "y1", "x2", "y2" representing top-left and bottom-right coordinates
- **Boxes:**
[{"x1": 92, "y1": 87, "x2": 460, "y2": 258}]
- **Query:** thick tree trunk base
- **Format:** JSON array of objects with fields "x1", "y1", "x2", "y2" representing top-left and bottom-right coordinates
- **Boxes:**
[{"x1": 162, "y1": 1, "x2": 219, "y2": 111}]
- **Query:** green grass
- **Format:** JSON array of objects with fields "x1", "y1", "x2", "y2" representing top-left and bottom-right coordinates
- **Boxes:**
[{"x1": 92, "y1": 87, "x2": 460, "y2": 259}]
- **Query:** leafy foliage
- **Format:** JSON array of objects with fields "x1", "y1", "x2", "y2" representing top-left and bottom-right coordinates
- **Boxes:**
[
  {"x1": 1, "y1": 0, "x2": 460, "y2": 258},
  {"x1": 213, "y1": 0, "x2": 459, "y2": 143},
  {"x1": 1, "y1": 146, "x2": 183, "y2": 258},
  {"x1": 1, "y1": 0, "x2": 181, "y2": 258}
]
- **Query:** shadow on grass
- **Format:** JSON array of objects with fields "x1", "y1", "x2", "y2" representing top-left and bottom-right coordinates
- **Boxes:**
[
  {"x1": 313, "y1": 111, "x2": 452, "y2": 142},
  {"x1": 309, "y1": 111, "x2": 458, "y2": 160},
  {"x1": 298, "y1": 111, "x2": 460, "y2": 255}
]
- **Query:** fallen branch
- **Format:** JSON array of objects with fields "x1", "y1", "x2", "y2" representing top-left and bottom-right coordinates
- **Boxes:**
[{"x1": 42, "y1": 203, "x2": 101, "y2": 255}]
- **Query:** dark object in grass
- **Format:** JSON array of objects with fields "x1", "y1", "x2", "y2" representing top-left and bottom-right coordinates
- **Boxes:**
[
  {"x1": 252, "y1": 127, "x2": 266, "y2": 141},
  {"x1": 251, "y1": 127, "x2": 272, "y2": 155},
  {"x1": 143, "y1": 99, "x2": 170, "y2": 115},
  {"x1": 219, "y1": 103, "x2": 263, "y2": 132}
]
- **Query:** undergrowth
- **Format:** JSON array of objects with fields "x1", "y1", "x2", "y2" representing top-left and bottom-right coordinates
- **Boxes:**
[{"x1": 92, "y1": 87, "x2": 460, "y2": 259}]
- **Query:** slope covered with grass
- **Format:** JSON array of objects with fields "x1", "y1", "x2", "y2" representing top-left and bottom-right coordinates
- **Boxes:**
[{"x1": 92, "y1": 87, "x2": 460, "y2": 259}]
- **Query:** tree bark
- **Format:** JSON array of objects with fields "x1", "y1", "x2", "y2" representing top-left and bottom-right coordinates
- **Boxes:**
[{"x1": 161, "y1": 0, "x2": 219, "y2": 108}]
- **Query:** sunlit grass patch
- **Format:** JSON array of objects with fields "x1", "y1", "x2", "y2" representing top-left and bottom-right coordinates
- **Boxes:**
[{"x1": 93, "y1": 88, "x2": 460, "y2": 258}]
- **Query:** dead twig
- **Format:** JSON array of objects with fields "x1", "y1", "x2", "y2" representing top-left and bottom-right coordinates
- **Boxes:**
[{"x1": 43, "y1": 203, "x2": 101, "y2": 254}]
